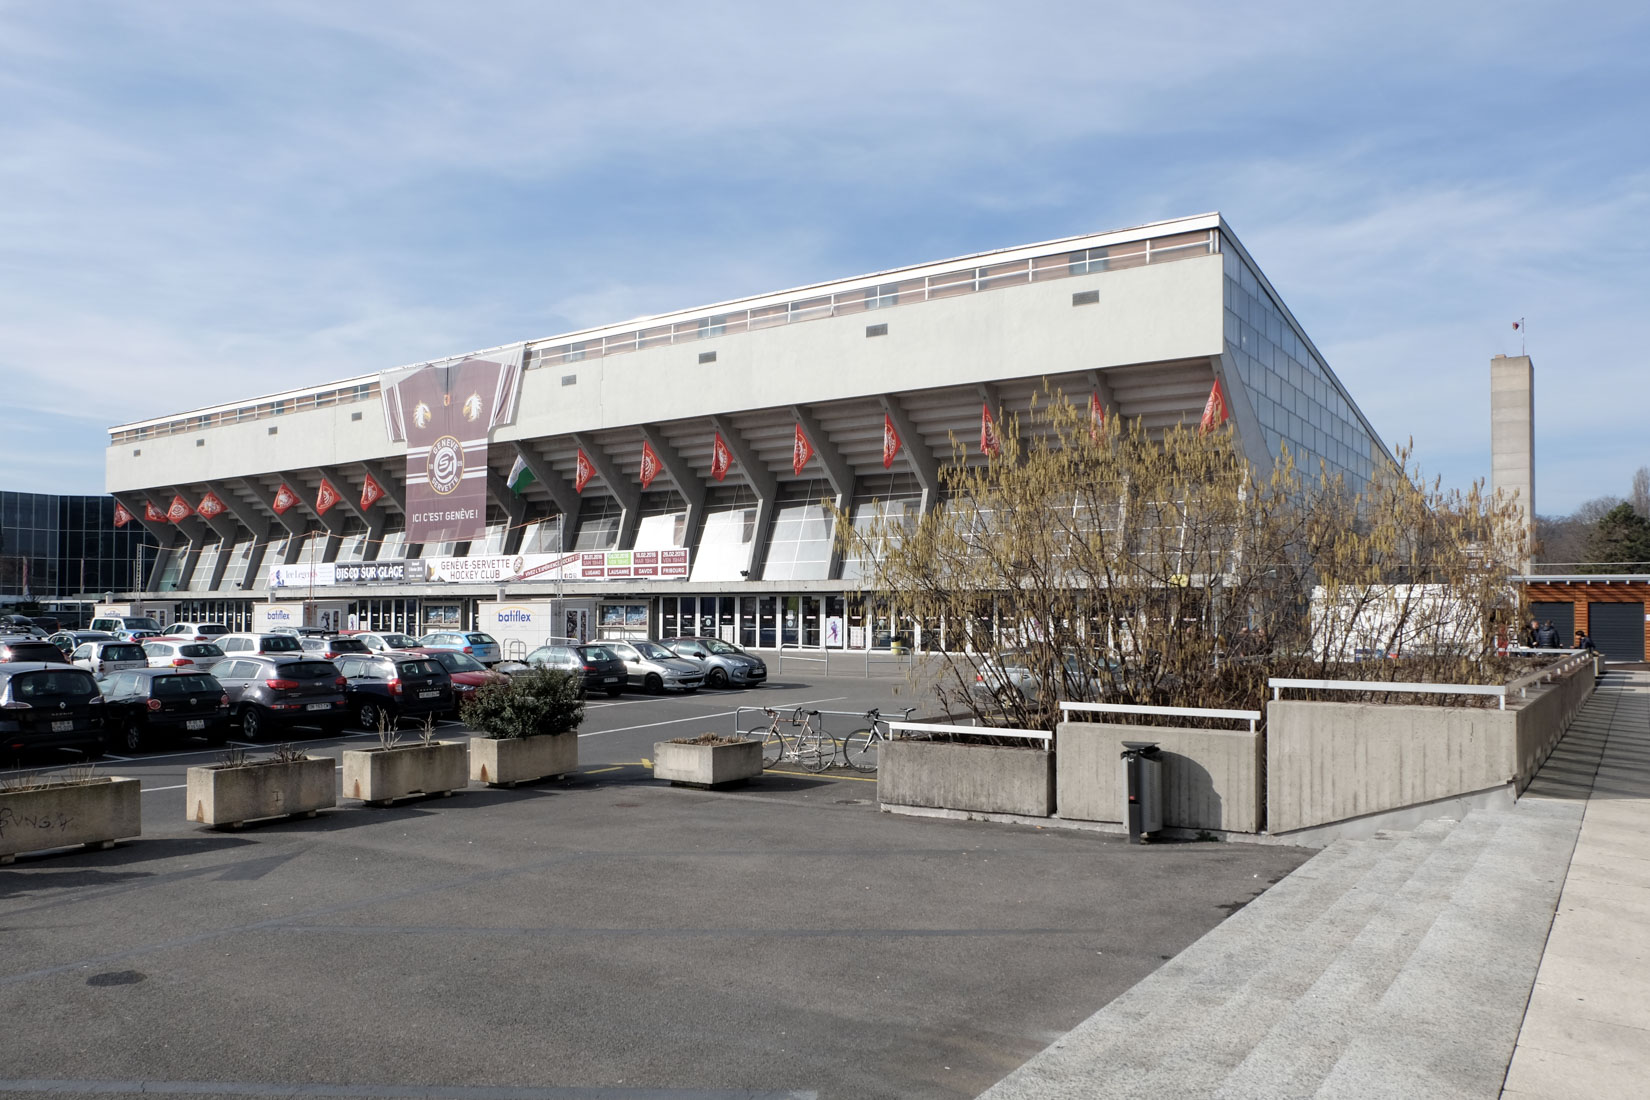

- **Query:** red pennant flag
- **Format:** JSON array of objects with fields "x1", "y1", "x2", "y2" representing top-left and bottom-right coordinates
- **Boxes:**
[
  {"x1": 792, "y1": 423, "x2": 814, "y2": 476},
  {"x1": 315, "y1": 478, "x2": 341, "y2": 516},
  {"x1": 1089, "y1": 391, "x2": 1106, "y2": 440},
  {"x1": 167, "y1": 495, "x2": 194, "y2": 523},
  {"x1": 1199, "y1": 379, "x2": 1229, "y2": 434},
  {"x1": 144, "y1": 501, "x2": 165, "y2": 523},
  {"x1": 710, "y1": 431, "x2": 731, "y2": 482},
  {"x1": 359, "y1": 472, "x2": 384, "y2": 511},
  {"x1": 882, "y1": 413, "x2": 901, "y2": 470},
  {"x1": 272, "y1": 483, "x2": 299, "y2": 514},
  {"x1": 574, "y1": 448, "x2": 595, "y2": 494},
  {"x1": 639, "y1": 440, "x2": 662, "y2": 490},
  {"x1": 197, "y1": 492, "x2": 226, "y2": 519},
  {"x1": 113, "y1": 502, "x2": 132, "y2": 528},
  {"x1": 980, "y1": 402, "x2": 999, "y2": 457}
]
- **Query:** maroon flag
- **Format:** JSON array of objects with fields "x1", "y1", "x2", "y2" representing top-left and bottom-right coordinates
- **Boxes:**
[
  {"x1": 1199, "y1": 379, "x2": 1229, "y2": 434},
  {"x1": 113, "y1": 502, "x2": 132, "y2": 528},
  {"x1": 639, "y1": 440, "x2": 662, "y2": 490},
  {"x1": 359, "y1": 472, "x2": 385, "y2": 511},
  {"x1": 197, "y1": 492, "x2": 226, "y2": 519},
  {"x1": 144, "y1": 501, "x2": 165, "y2": 523},
  {"x1": 710, "y1": 431, "x2": 731, "y2": 482},
  {"x1": 167, "y1": 495, "x2": 194, "y2": 523},
  {"x1": 315, "y1": 478, "x2": 341, "y2": 516},
  {"x1": 980, "y1": 402, "x2": 999, "y2": 457},
  {"x1": 272, "y1": 483, "x2": 299, "y2": 514},
  {"x1": 792, "y1": 423, "x2": 814, "y2": 476},
  {"x1": 882, "y1": 413, "x2": 901, "y2": 470},
  {"x1": 574, "y1": 448, "x2": 595, "y2": 494},
  {"x1": 1089, "y1": 391, "x2": 1106, "y2": 440}
]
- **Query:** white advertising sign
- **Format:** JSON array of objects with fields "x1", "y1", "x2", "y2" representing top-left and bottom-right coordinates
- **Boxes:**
[{"x1": 267, "y1": 562, "x2": 336, "y2": 589}]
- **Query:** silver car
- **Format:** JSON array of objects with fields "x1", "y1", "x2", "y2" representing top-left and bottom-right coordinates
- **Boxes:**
[
  {"x1": 70, "y1": 640, "x2": 151, "y2": 677},
  {"x1": 142, "y1": 639, "x2": 226, "y2": 672},
  {"x1": 664, "y1": 636, "x2": 767, "y2": 689},
  {"x1": 606, "y1": 639, "x2": 705, "y2": 694}
]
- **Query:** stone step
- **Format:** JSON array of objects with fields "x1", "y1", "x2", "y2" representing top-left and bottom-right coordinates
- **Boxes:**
[
  {"x1": 1212, "y1": 813, "x2": 1505, "y2": 1098},
  {"x1": 1312, "y1": 799, "x2": 1583, "y2": 1099}
]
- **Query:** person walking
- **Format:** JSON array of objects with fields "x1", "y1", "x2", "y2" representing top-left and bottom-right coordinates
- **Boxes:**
[
  {"x1": 1575, "y1": 630, "x2": 1597, "y2": 653},
  {"x1": 1520, "y1": 617, "x2": 1539, "y2": 648},
  {"x1": 1535, "y1": 620, "x2": 1560, "y2": 648}
]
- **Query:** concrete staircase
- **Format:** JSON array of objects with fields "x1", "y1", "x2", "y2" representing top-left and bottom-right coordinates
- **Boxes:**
[{"x1": 977, "y1": 800, "x2": 1585, "y2": 1099}]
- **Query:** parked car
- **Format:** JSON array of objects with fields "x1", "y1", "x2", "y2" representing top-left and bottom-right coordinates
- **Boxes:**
[
  {"x1": 298, "y1": 635, "x2": 372, "y2": 660},
  {"x1": 47, "y1": 629, "x2": 116, "y2": 656},
  {"x1": 211, "y1": 654, "x2": 348, "y2": 740},
  {"x1": 969, "y1": 649, "x2": 1120, "y2": 706},
  {"x1": 141, "y1": 639, "x2": 226, "y2": 671},
  {"x1": 341, "y1": 630, "x2": 424, "y2": 653},
  {"x1": 0, "y1": 638, "x2": 73, "y2": 665},
  {"x1": 605, "y1": 639, "x2": 705, "y2": 693},
  {"x1": 0, "y1": 663, "x2": 106, "y2": 761},
  {"x1": 333, "y1": 653, "x2": 454, "y2": 730},
  {"x1": 523, "y1": 644, "x2": 626, "y2": 697},
  {"x1": 158, "y1": 622, "x2": 233, "y2": 643},
  {"x1": 1, "y1": 613, "x2": 47, "y2": 637},
  {"x1": 97, "y1": 668, "x2": 230, "y2": 752},
  {"x1": 418, "y1": 630, "x2": 503, "y2": 665},
  {"x1": 663, "y1": 636, "x2": 768, "y2": 688},
  {"x1": 114, "y1": 628, "x2": 162, "y2": 643},
  {"x1": 70, "y1": 640, "x2": 151, "y2": 677},
  {"x1": 217, "y1": 632, "x2": 306, "y2": 656},
  {"x1": 402, "y1": 647, "x2": 509, "y2": 715},
  {"x1": 89, "y1": 614, "x2": 163, "y2": 635}
]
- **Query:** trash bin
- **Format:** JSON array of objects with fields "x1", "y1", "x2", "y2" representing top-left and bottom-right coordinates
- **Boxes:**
[{"x1": 1119, "y1": 741, "x2": 1163, "y2": 844}]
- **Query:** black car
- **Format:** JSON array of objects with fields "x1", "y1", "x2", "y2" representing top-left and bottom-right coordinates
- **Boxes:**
[
  {"x1": 523, "y1": 644, "x2": 626, "y2": 697},
  {"x1": 0, "y1": 639, "x2": 72, "y2": 665},
  {"x1": 97, "y1": 668, "x2": 230, "y2": 752},
  {"x1": 334, "y1": 653, "x2": 454, "y2": 730},
  {"x1": 0, "y1": 663, "x2": 106, "y2": 761},
  {"x1": 211, "y1": 655, "x2": 349, "y2": 741}
]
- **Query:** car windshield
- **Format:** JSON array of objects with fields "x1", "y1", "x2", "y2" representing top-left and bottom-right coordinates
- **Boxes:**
[
  {"x1": 396, "y1": 660, "x2": 443, "y2": 678},
  {"x1": 104, "y1": 645, "x2": 148, "y2": 662},
  {"x1": 703, "y1": 640, "x2": 745, "y2": 655},
  {"x1": 10, "y1": 669, "x2": 97, "y2": 700},
  {"x1": 330, "y1": 638, "x2": 370, "y2": 653},
  {"x1": 197, "y1": 625, "x2": 228, "y2": 635},
  {"x1": 154, "y1": 674, "x2": 220, "y2": 696},
  {"x1": 632, "y1": 642, "x2": 674, "y2": 660},
  {"x1": 6, "y1": 643, "x2": 62, "y2": 661},
  {"x1": 382, "y1": 634, "x2": 419, "y2": 649},
  {"x1": 579, "y1": 646, "x2": 616, "y2": 662},
  {"x1": 181, "y1": 644, "x2": 223, "y2": 657},
  {"x1": 280, "y1": 661, "x2": 339, "y2": 681},
  {"x1": 261, "y1": 635, "x2": 303, "y2": 652},
  {"x1": 465, "y1": 633, "x2": 497, "y2": 646},
  {"x1": 431, "y1": 651, "x2": 485, "y2": 673},
  {"x1": 126, "y1": 618, "x2": 162, "y2": 632}
]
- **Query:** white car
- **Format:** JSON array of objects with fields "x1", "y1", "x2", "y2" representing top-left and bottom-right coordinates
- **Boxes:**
[
  {"x1": 71, "y1": 640, "x2": 152, "y2": 677},
  {"x1": 346, "y1": 631, "x2": 423, "y2": 653},
  {"x1": 159, "y1": 622, "x2": 233, "y2": 643},
  {"x1": 142, "y1": 639, "x2": 226, "y2": 671}
]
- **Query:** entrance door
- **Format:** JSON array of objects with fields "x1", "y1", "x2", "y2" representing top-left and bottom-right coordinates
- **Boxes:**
[{"x1": 1589, "y1": 602, "x2": 1645, "y2": 661}]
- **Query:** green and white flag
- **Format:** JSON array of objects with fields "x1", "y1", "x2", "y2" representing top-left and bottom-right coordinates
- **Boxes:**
[{"x1": 506, "y1": 454, "x2": 536, "y2": 494}]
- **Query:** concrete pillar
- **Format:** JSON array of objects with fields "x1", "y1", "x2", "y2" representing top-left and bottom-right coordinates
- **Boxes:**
[{"x1": 1490, "y1": 355, "x2": 1535, "y2": 573}]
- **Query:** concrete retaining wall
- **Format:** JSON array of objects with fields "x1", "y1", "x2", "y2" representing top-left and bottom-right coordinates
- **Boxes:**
[
  {"x1": 879, "y1": 741, "x2": 1054, "y2": 817},
  {"x1": 1, "y1": 777, "x2": 141, "y2": 862},
  {"x1": 1267, "y1": 659, "x2": 1595, "y2": 835},
  {"x1": 1055, "y1": 722, "x2": 1264, "y2": 833}
]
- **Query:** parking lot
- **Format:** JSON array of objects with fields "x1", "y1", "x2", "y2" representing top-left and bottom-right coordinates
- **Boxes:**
[{"x1": 1, "y1": 667, "x2": 1313, "y2": 1100}]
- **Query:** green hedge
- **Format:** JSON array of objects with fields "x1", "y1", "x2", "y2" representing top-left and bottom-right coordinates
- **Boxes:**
[{"x1": 460, "y1": 668, "x2": 585, "y2": 739}]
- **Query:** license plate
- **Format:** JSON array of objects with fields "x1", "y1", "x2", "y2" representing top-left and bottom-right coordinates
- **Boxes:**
[
  {"x1": 52, "y1": 719, "x2": 73, "y2": 732},
  {"x1": 419, "y1": 690, "x2": 439, "y2": 699},
  {"x1": 606, "y1": 677, "x2": 619, "y2": 683},
  {"x1": 305, "y1": 702, "x2": 331, "y2": 711},
  {"x1": 186, "y1": 719, "x2": 205, "y2": 731}
]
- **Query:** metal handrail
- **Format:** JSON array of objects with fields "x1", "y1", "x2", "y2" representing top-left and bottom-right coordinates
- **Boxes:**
[
  {"x1": 1059, "y1": 701, "x2": 1261, "y2": 732},
  {"x1": 1268, "y1": 652, "x2": 1594, "y2": 711},
  {"x1": 888, "y1": 721, "x2": 1052, "y2": 744}
]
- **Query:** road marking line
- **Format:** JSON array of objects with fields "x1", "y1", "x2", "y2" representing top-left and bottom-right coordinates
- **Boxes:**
[
  {"x1": 763, "y1": 769, "x2": 878, "y2": 783},
  {"x1": 583, "y1": 765, "x2": 622, "y2": 774},
  {"x1": 578, "y1": 696, "x2": 844, "y2": 738},
  {"x1": 140, "y1": 784, "x2": 187, "y2": 793}
]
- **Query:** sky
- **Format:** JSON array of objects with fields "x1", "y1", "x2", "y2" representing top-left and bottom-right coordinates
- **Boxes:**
[{"x1": 1, "y1": 0, "x2": 1646, "y2": 516}]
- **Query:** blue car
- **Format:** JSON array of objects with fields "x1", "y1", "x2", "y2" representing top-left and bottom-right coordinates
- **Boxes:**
[{"x1": 418, "y1": 630, "x2": 502, "y2": 666}]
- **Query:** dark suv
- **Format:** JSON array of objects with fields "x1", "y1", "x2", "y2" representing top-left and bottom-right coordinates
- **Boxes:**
[
  {"x1": 98, "y1": 668, "x2": 230, "y2": 752},
  {"x1": 0, "y1": 639, "x2": 71, "y2": 665},
  {"x1": 334, "y1": 653, "x2": 454, "y2": 730},
  {"x1": 0, "y1": 663, "x2": 106, "y2": 761},
  {"x1": 212, "y1": 655, "x2": 348, "y2": 741}
]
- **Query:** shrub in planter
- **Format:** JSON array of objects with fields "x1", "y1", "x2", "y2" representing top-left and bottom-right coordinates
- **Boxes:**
[
  {"x1": 462, "y1": 669, "x2": 583, "y2": 786},
  {"x1": 186, "y1": 743, "x2": 336, "y2": 828},
  {"x1": 654, "y1": 733, "x2": 763, "y2": 788}
]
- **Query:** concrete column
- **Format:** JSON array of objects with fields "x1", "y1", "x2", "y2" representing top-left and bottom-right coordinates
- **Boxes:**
[{"x1": 1490, "y1": 355, "x2": 1535, "y2": 573}]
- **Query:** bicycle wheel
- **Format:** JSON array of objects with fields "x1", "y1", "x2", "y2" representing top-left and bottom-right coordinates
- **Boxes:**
[
  {"x1": 761, "y1": 729, "x2": 785, "y2": 767},
  {"x1": 842, "y1": 728, "x2": 880, "y2": 772},
  {"x1": 799, "y1": 729, "x2": 836, "y2": 773}
]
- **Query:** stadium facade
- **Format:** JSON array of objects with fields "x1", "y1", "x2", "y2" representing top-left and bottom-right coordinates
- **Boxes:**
[{"x1": 104, "y1": 213, "x2": 1391, "y2": 657}]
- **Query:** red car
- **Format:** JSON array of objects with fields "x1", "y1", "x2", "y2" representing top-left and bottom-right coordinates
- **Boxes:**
[{"x1": 402, "y1": 647, "x2": 509, "y2": 717}]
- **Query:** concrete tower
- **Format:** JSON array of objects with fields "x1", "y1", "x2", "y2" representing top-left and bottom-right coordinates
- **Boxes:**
[{"x1": 1490, "y1": 354, "x2": 1535, "y2": 573}]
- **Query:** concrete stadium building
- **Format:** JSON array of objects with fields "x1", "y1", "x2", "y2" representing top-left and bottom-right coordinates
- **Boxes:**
[{"x1": 104, "y1": 212, "x2": 1392, "y2": 657}]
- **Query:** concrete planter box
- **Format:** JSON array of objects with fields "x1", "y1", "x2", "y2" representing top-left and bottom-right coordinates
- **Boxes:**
[
  {"x1": 879, "y1": 740, "x2": 1054, "y2": 817},
  {"x1": 1056, "y1": 721, "x2": 1263, "y2": 833},
  {"x1": 469, "y1": 733, "x2": 577, "y2": 787},
  {"x1": 653, "y1": 738, "x2": 763, "y2": 788},
  {"x1": 342, "y1": 741, "x2": 468, "y2": 805},
  {"x1": 1, "y1": 776, "x2": 141, "y2": 863},
  {"x1": 185, "y1": 756, "x2": 336, "y2": 828}
]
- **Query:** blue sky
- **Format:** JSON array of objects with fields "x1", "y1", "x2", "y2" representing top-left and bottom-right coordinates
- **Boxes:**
[{"x1": 2, "y1": 1, "x2": 1646, "y2": 515}]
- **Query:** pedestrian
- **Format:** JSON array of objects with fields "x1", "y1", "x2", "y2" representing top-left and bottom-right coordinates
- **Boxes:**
[
  {"x1": 1519, "y1": 617, "x2": 1539, "y2": 647},
  {"x1": 1575, "y1": 630, "x2": 1596, "y2": 653},
  {"x1": 1535, "y1": 620, "x2": 1560, "y2": 648}
]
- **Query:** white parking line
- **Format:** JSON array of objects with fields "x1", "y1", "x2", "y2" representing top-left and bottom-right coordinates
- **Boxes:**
[
  {"x1": 578, "y1": 696, "x2": 844, "y2": 737},
  {"x1": 140, "y1": 784, "x2": 187, "y2": 793}
]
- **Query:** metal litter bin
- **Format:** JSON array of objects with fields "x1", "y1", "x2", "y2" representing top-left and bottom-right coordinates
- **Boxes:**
[{"x1": 1119, "y1": 741, "x2": 1163, "y2": 844}]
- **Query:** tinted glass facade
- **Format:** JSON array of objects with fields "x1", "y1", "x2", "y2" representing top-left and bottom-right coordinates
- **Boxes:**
[{"x1": 0, "y1": 492, "x2": 158, "y2": 599}]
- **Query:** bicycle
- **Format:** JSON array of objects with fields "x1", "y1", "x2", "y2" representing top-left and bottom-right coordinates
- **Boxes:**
[
  {"x1": 759, "y1": 706, "x2": 836, "y2": 773},
  {"x1": 842, "y1": 706, "x2": 917, "y2": 772}
]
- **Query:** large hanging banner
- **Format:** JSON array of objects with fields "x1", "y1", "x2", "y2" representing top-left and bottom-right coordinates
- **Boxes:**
[{"x1": 380, "y1": 345, "x2": 524, "y2": 543}]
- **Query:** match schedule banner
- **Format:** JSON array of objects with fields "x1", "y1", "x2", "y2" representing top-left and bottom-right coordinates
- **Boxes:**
[{"x1": 379, "y1": 345, "x2": 524, "y2": 544}]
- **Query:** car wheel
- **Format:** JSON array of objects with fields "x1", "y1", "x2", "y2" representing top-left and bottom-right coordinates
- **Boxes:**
[
  {"x1": 707, "y1": 667, "x2": 728, "y2": 689},
  {"x1": 356, "y1": 700, "x2": 385, "y2": 731},
  {"x1": 241, "y1": 706, "x2": 265, "y2": 742},
  {"x1": 123, "y1": 720, "x2": 145, "y2": 753},
  {"x1": 645, "y1": 673, "x2": 664, "y2": 695}
]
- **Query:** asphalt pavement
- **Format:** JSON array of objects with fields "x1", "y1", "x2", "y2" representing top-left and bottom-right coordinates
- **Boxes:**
[{"x1": 0, "y1": 665, "x2": 1313, "y2": 1099}]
